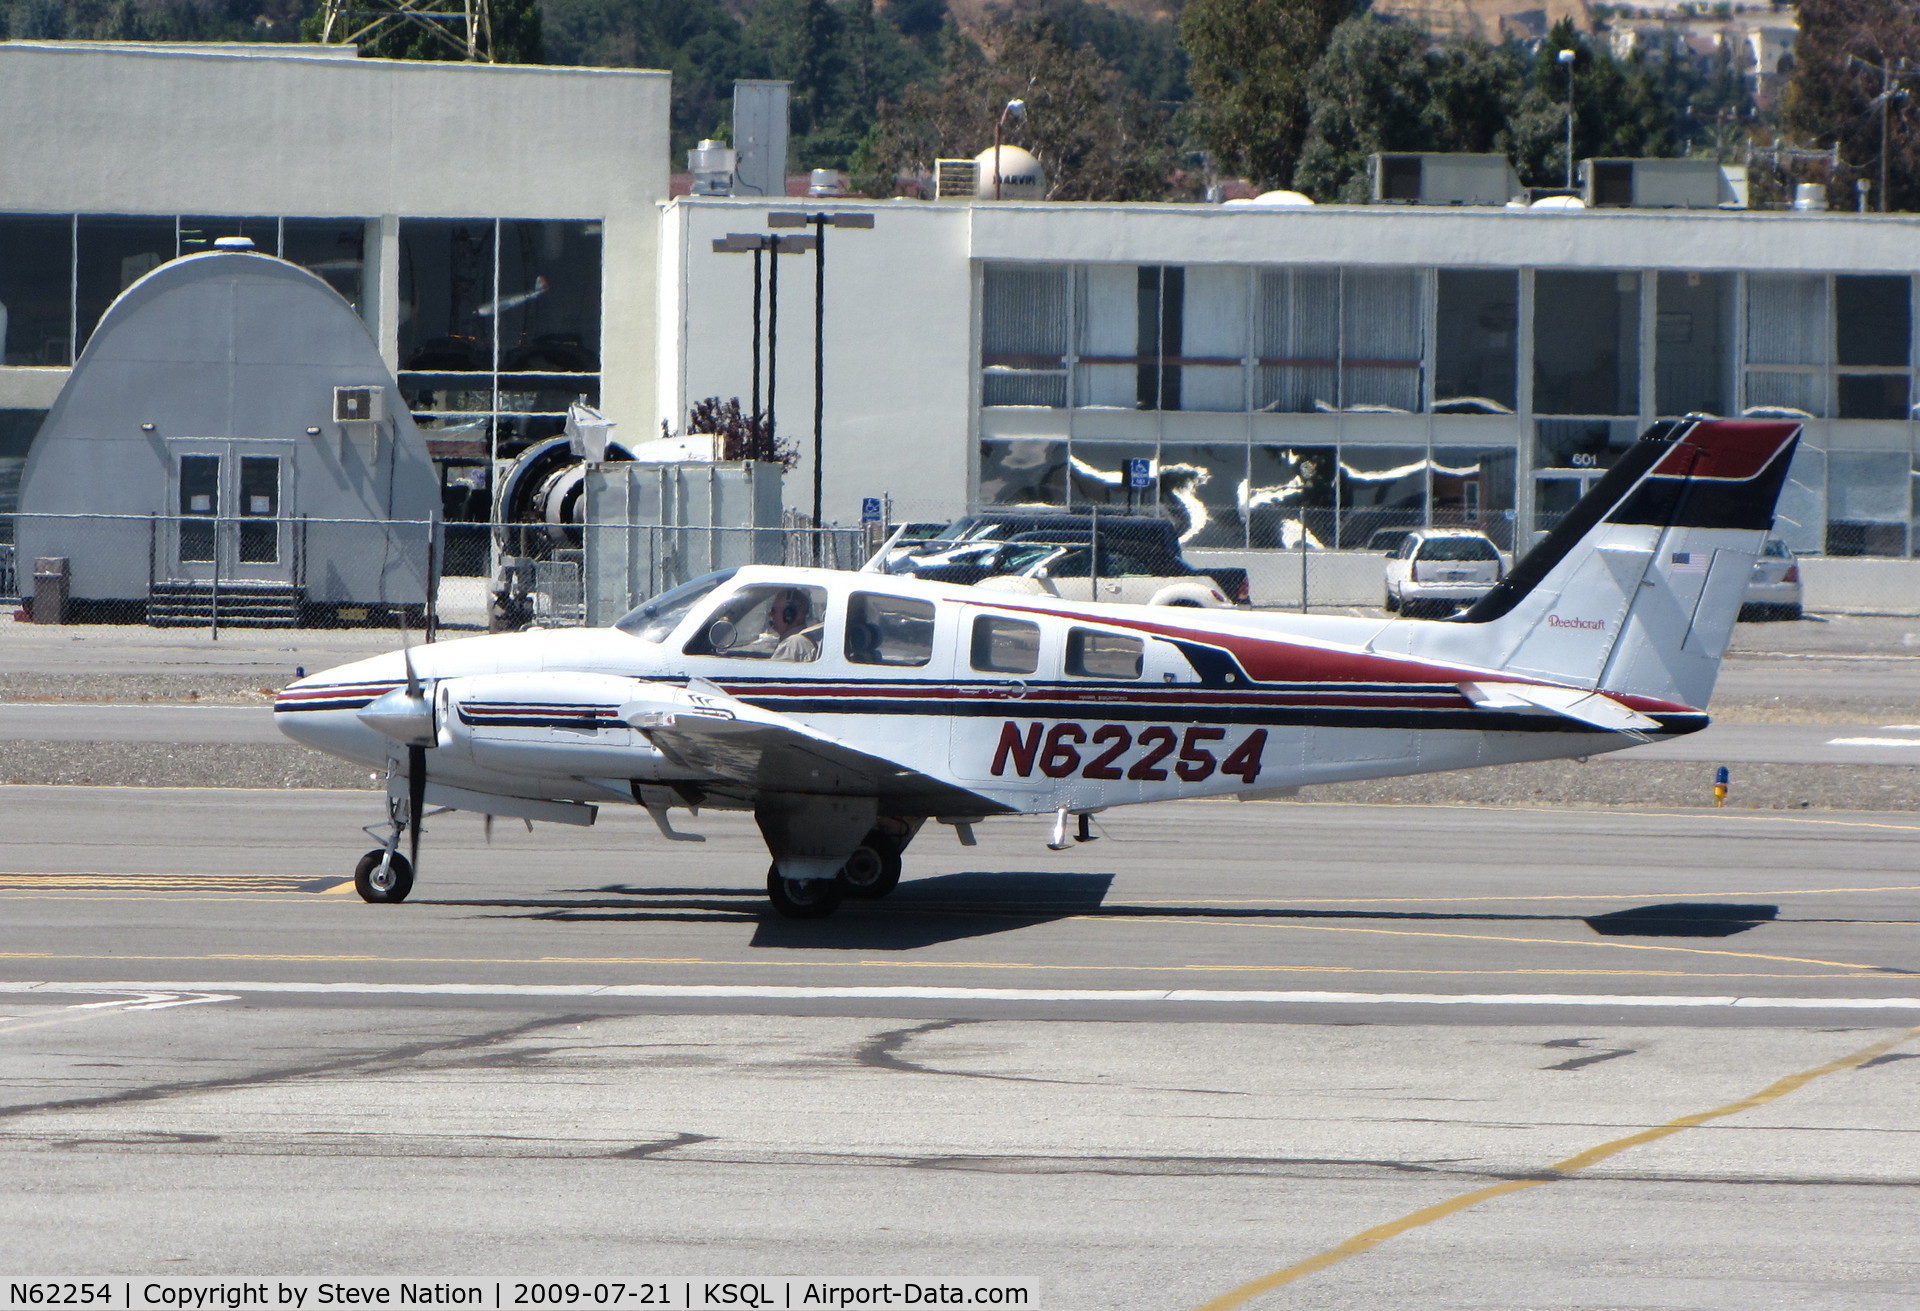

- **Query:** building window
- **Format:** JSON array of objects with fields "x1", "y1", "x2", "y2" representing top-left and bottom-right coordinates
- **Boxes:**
[
  {"x1": 1248, "y1": 444, "x2": 1337, "y2": 547},
  {"x1": 1180, "y1": 265, "x2": 1249, "y2": 412},
  {"x1": 1341, "y1": 268, "x2": 1423, "y2": 412},
  {"x1": 75, "y1": 215, "x2": 176, "y2": 356},
  {"x1": 0, "y1": 217, "x2": 73, "y2": 366},
  {"x1": 1745, "y1": 273, "x2": 1828, "y2": 417},
  {"x1": 1434, "y1": 270, "x2": 1517, "y2": 413},
  {"x1": 1533, "y1": 270, "x2": 1640, "y2": 417},
  {"x1": 398, "y1": 218, "x2": 604, "y2": 497},
  {"x1": 1655, "y1": 272, "x2": 1734, "y2": 417},
  {"x1": 1337, "y1": 446, "x2": 1427, "y2": 548},
  {"x1": 980, "y1": 264, "x2": 1068, "y2": 408},
  {"x1": 1255, "y1": 267, "x2": 1338, "y2": 413},
  {"x1": 0, "y1": 214, "x2": 371, "y2": 368},
  {"x1": 1834, "y1": 275, "x2": 1911, "y2": 420},
  {"x1": 0, "y1": 409, "x2": 47, "y2": 523}
]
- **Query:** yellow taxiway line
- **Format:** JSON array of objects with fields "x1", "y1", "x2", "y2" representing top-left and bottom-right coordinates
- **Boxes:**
[{"x1": 1193, "y1": 1023, "x2": 1920, "y2": 1309}]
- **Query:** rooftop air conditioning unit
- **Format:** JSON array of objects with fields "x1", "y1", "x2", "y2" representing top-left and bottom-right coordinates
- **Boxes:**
[
  {"x1": 1368, "y1": 153, "x2": 1521, "y2": 206},
  {"x1": 934, "y1": 158, "x2": 979, "y2": 199},
  {"x1": 1579, "y1": 158, "x2": 1745, "y2": 209},
  {"x1": 333, "y1": 385, "x2": 386, "y2": 424}
]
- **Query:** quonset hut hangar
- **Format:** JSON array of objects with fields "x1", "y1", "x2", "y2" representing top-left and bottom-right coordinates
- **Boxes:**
[{"x1": 16, "y1": 249, "x2": 439, "y2": 624}]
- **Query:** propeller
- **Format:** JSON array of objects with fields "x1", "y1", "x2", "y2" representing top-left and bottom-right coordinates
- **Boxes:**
[{"x1": 401, "y1": 632, "x2": 428, "y2": 871}]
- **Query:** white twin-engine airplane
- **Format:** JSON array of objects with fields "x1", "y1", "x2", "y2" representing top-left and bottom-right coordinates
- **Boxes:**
[{"x1": 277, "y1": 418, "x2": 1801, "y2": 917}]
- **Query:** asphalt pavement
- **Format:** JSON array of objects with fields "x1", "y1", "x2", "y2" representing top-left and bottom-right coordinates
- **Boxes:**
[{"x1": 2, "y1": 790, "x2": 1917, "y2": 1305}]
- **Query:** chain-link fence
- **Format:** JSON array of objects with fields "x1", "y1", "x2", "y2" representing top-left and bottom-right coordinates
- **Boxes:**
[{"x1": 3, "y1": 508, "x2": 1917, "y2": 631}]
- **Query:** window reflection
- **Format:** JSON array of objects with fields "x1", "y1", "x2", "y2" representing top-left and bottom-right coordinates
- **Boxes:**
[
  {"x1": 76, "y1": 215, "x2": 176, "y2": 354},
  {"x1": 282, "y1": 219, "x2": 367, "y2": 310},
  {"x1": 1533, "y1": 270, "x2": 1640, "y2": 416},
  {"x1": 979, "y1": 439, "x2": 1066, "y2": 506},
  {"x1": 1336, "y1": 446, "x2": 1425, "y2": 548},
  {"x1": 498, "y1": 220, "x2": 602, "y2": 371},
  {"x1": 1434, "y1": 270, "x2": 1517, "y2": 413},
  {"x1": 0, "y1": 217, "x2": 73, "y2": 366},
  {"x1": 1655, "y1": 272, "x2": 1734, "y2": 417},
  {"x1": 1248, "y1": 444, "x2": 1336, "y2": 548},
  {"x1": 399, "y1": 220, "x2": 495, "y2": 372}
]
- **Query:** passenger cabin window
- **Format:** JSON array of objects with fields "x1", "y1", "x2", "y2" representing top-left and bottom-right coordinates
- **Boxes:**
[
  {"x1": 971, "y1": 615, "x2": 1040, "y2": 674},
  {"x1": 683, "y1": 583, "x2": 827, "y2": 662},
  {"x1": 847, "y1": 593, "x2": 936, "y2": 667},
  {"x1": 1066, "y1": 628, "x2": 1143, "y2": 679}
]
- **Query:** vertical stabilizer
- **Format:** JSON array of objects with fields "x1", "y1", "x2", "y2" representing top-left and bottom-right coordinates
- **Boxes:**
[{"x1": 1385, "y1": 419, "x2": 1801, "y2": 709}]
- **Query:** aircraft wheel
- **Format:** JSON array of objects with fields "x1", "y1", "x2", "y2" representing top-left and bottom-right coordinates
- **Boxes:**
[
  {"x1": 353, "y1": 849, "x2": 414, "y2": 903},
  {"x1": 839, "y1": 837, "x2": 903, "y2": 899},
  {"x1": 766, "y1": 864, "x2": 844, "y2": 918}
]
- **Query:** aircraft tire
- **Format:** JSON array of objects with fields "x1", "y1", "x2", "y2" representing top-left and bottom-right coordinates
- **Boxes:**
[
  {"x1": 766, "y1": 864, "x2": 844, "y2": 919},
  {"x1": 839, "y1": 838, "x2": 903, "y2": 899},
  {"x1": 354, "y1": 849, "x2": 415, "y2": 903}
]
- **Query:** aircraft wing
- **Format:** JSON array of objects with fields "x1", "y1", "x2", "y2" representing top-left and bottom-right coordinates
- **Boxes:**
[{"x1": 623, "y1": 680, "x2": 1008, "y2": 815}]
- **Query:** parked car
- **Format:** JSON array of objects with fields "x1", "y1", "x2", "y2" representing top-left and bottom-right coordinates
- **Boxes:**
[
  {"x1": 893, "y1": 512, "x2": 1250, "y2": 604},
  {"x1": 1741, "y1": 539, "x2": 1803, "y2": 620},
  {"x1": 974, "y1": 542, "x2": 1234, "y2": 608},
  {"x1": 864, "y1": 521, "x2": 949, "y2": 573},
  {"x1": 1383, "y1": 529, "x2": 1506, "y2": 616},
  {"x1": 1365, "y1": 527, "x2": 1416, "y2": 555}
]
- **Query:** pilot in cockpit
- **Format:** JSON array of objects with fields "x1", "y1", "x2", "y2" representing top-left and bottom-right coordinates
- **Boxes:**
[{"x1": 759, "y1": 587, "x2": 820, "y2": 663}]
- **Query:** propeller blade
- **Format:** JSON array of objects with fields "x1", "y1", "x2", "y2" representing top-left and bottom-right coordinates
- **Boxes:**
[
  {"x1": 399, "y1": 621, "x2": 423, "y2": 701},
  {"x1": 408, "y1": 743, "x2": 427, "y2": 870}
]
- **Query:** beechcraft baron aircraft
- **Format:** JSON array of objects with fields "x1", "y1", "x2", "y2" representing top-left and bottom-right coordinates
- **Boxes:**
[{"x1": 277, "y1": 418, "x2": 1801, "y2": 917}]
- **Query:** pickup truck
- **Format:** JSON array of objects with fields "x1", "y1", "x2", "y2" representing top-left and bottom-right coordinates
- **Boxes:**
[
  {"x1": 886, "y1": 513, "x2": 1249, "y2": 605},
  {"x1": 973, "y1": 541, "x2": 1234, "y2": 608}
]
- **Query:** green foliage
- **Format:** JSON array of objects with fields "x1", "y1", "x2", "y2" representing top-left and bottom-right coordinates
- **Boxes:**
[
  {"x1": 1788, "y1": 0, "x2": 1920, "y2": 210},
  {"x1": 1294, "y1": 15, "x2": 1719, "y2": 202},
  {"x1": 1180, "y1": 0, "x2": 1360, "y2": 188},
  {"x1": 544, "y1": 0, "x2": 767, "y2": 152},
  {"x1": 856, "y1": 13, "x2": 1174, "y2": 200}
]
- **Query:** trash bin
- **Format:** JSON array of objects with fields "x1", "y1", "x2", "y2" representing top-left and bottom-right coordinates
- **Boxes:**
[{"x1": 32, "y1": 556, "x2": 69, "y2": 624}]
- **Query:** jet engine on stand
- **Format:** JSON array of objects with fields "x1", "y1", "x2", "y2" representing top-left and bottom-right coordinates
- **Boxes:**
[{"x1": 490, "y1": 432, "x2": 633, "y2": 630}]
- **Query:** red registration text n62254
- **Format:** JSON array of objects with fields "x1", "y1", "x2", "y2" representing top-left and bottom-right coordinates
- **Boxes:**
[{"x1": 990, "y1": 721, "x2": 1267, "y2": 784}]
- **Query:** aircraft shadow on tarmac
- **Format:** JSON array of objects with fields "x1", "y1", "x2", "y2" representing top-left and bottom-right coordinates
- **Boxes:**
[{"x1": 448, "y1": 880, "x2": 1784, "y2": 946}]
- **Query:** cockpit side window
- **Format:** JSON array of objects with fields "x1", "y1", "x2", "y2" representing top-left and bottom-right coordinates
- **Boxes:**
[
  {"x1": 846, "y1": 592, "x2": 937, "y2": 667},
  {"x1": 684, "y1": 584, "x2": 828, "y2": 662},
  {"x1": 613, "y1": 569, "x2": 739, "y2": 642},
  {"x1": 1065, "y1": 627, "x2": 1143, "y2": 679}
]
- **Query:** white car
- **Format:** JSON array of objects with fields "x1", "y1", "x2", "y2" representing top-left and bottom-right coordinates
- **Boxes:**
[
  {"x1": 1741, "y1": 539, "x2": 1803, "y2": 620},
  {"x1": 1383, "y1": 529, "x2": 1506, "y2": 616},
  {"x1": 974, "y1": 543, "x2": 1233, "y2": 608}
]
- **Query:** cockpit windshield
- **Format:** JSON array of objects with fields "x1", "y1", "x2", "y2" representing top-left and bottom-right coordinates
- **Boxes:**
[{"x1": 613, "y1": 569, "x2": 739, "y2": 642}]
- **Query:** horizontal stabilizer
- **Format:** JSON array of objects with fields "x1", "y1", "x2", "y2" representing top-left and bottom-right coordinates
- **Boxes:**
[{"x1": 1459, "y1": 680, "x2": 1661, "y2": 736}]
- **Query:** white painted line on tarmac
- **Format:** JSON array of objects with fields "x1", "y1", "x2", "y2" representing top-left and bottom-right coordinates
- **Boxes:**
[
  {"x1": 2, "y1": 981, "x2": 1917, "y2": 1009},
  {"x1": 1826, "y1": 737, "x2": 1920, "y2": 748}
]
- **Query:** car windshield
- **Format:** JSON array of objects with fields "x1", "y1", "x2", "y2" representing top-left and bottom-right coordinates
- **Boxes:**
[
  {"x1": 613, "y1": 569, "x2": 739, "y2": 641},
  {"x1": 994, "y1": 543, "x2": 1061, "y2": 573},
  {"x1": 1417, "y1": 537, "x2": 1498, "y2": 562}
]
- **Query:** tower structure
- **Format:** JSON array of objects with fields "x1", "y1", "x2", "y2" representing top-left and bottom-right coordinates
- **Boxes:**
[{"x1": 319, "y1": 0, "x2": 493, "y2": 61}]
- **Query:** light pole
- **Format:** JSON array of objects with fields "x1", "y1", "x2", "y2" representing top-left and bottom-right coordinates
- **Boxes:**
[
  {"x1": 712, "y1": 232, "x2": 814, "y2": 453},
  {"x1": 1558, "y1": 47, "x2": 1577, "y2": 191},
  {"x1": 768, "y1": 208, "x2": 874, "y2": 556},
  {"x1": 994, "y1": 98, "x2": 1027, "y2": 201},
  {"x1": 1847, "y1": 54, "x2": 1913, "y2": 214}
]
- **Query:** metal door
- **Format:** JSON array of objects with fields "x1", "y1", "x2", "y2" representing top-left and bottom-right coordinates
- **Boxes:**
[{"x1": 169, "y1": 442, "x2": 294, "y2": 582}]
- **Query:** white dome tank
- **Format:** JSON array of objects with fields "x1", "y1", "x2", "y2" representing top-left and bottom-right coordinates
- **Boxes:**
[{"x1": 973, "y1": 144, "x2": 1045, "y2": 201}]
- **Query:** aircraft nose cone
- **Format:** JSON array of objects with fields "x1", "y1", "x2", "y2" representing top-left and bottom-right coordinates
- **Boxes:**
[{"x1": 356, "y1": 686, "x2": 437, "y2": 747}]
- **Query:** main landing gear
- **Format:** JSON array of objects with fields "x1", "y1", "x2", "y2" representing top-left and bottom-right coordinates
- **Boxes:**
[{"x1": 765, "y1": 827, "x2": 911, "y2": 920}]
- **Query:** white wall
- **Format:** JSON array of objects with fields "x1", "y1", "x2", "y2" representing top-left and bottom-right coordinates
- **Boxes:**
[{"x1": 662, "y1": 198, "x2": 977, "y2": 524}]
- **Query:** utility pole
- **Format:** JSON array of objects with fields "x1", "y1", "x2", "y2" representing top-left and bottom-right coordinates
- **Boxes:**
[
  {"x1": 1558, "y1": 47, "x2": 1577, "y2": 191},
  {"x1": 1846, "y1": 54, "x2": 1914, "y2": 214}
]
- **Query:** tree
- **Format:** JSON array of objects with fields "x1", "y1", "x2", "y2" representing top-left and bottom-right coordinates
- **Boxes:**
[
  {"x1": 1180, "y1": 0, "x2": 1358, "y2": 188},
  {"x1": 1788, "y1": 0, "x2": 1920, "y2": 210},
  {"x1": 855, "y1": 14, "x2": 1175, "y2": 200},
  {"x1": 1294, "y1": 18, "x2": 1440, "y2": 201}
]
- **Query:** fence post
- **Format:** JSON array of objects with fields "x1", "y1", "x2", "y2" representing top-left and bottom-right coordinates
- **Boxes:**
[
  {"x1": 1298, "y1": 528, "x2": 1308, "y2": 616},
  {"x1": 210, "y1": 514, "x2": 221, "y2": 641},
  {"x1": 424, "y1": 523, "x2": 438, "y2": 643}
]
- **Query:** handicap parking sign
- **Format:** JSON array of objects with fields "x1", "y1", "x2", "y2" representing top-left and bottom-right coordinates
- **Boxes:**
[
  {"x1": 861, "y1": 497, "x2": 882, "y2": 524},
  {"x1": 1126, "y1": 458, "x2": 1153, "y2": 489}
]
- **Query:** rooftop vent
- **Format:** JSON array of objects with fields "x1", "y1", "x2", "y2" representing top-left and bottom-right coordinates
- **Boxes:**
[
  {"x1": 212, "y1": 236, "x2": 256, "y2": 251},
  {"x1": 1368, "y1": 153, "x2": 1522, "y2": 206},
  {"x1": 1578, "y1": 158, "x2": 1747, "y2": 209}
]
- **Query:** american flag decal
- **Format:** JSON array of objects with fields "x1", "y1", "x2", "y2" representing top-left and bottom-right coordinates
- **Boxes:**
[{"x1": 1670, "y1": 551, "x2": 1709, "y2": 574}]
